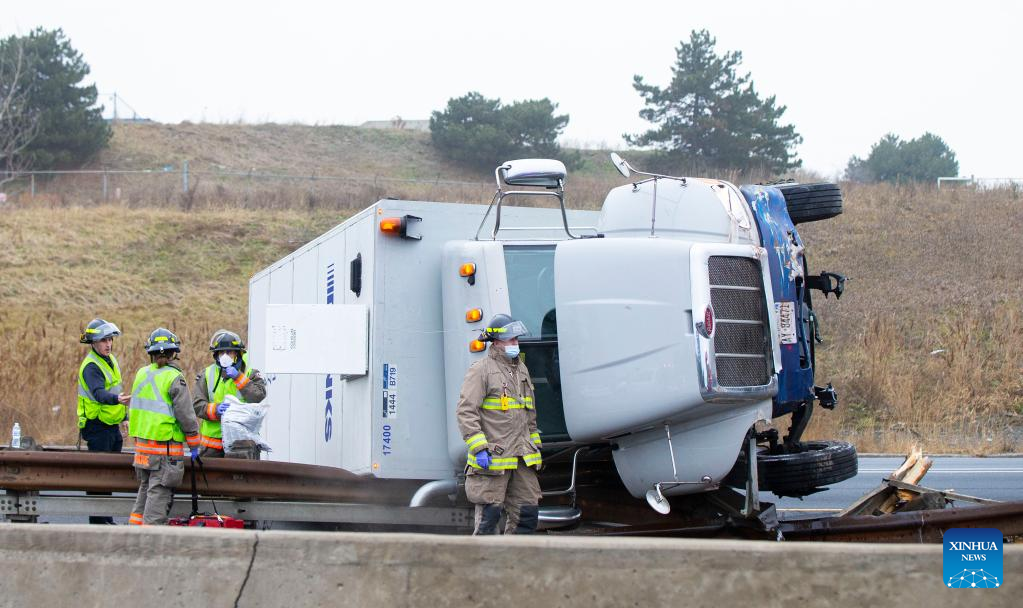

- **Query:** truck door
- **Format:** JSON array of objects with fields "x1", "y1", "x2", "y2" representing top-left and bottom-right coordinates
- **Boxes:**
[
  {"x1": 554, "y1": 237, "x2": 703, "y2": 442},
  {"x1": 443, "y1": 241, "x2": 570, "y2": 464},
  {"x1": 555, "y1": 237, "x2": 779, "y2": 443}
]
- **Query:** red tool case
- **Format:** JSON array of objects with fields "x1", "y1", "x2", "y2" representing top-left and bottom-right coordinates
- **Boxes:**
[
  {"x1": 167, "y1": 457, "x2": 245, "y2": 529},
  {"x1": 168, "y1": 514, "x2": 244, "y2": 528}
]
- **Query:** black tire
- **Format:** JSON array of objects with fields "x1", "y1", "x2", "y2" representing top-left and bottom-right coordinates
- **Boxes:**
[
  {"x1": 777, "y1": 182, "x2": 843, "y2": 225},
  {"x1": 726, "y1": 440, "x2": 858, "y2": 497}
]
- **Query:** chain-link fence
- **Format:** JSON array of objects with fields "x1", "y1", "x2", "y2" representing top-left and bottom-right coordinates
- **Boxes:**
[
  {"x1": 936, "y1": 176, "x2": 1023, "y2": 190},
  {"x1": 0, "y1": 166, "x2": 622, "y2": 211},
  {"x1": 0, "y1": 166, "x2": 501, "y2": 210}
]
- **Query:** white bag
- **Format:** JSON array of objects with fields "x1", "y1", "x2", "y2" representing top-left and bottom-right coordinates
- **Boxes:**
[{"x1": 220, "y1": 394, "x2": 272, "y2": 453}]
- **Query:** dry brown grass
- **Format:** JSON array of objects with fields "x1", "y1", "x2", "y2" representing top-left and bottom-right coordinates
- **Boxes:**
[
  {"x1": 0, "y1": 205, "x2": 346, "y2": 443},
  {"x1": 102, "y1": 122, "x2": 625, "y2": 182},
  {"x1": 0, "y1": 123, "x2": 1020, "y2": 453},
  {"x1": 799, "y1": 182, "x2": 1023, "y2": 453}
]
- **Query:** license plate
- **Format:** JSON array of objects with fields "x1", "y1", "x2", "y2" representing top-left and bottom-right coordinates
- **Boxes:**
[{"x1": 775, "y1": 302, "x2": 797, "y2": 345}]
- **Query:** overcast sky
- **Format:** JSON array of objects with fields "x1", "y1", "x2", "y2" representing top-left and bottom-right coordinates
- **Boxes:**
[{"x1": 5, "y1": 1, "x2": 1019, "y2": 178}]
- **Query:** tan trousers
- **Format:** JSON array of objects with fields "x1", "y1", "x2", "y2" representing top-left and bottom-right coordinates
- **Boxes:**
[
  {"x1": 466, "y1": 460, "x2": 541, "y2": 534},
  {"x1": 129, "y1": 456, "x2": 184, "y2": 525}
]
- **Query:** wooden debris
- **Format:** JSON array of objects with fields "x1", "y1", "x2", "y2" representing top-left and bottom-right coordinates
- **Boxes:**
[{"x1": 838, "y1": 445, "x2": 939, "y2": 517}]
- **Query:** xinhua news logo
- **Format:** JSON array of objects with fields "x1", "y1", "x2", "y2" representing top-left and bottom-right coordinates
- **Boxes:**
[{"x1": 943, "y1": 528, "x2": 1002, "y2": 589}]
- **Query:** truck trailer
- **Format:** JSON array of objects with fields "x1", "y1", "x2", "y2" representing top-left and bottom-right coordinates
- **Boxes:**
[{"x1": 247, "y1": 155, "x2": 853, "y2": 523}]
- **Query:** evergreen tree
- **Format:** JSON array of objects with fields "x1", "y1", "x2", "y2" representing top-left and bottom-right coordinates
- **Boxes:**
[
  {"x1": 845, "y1": 132, "x2": 958, "y2": 183},
  {"x1": 430, "y1": 92, "x2": 575, "y2": 171},
  {"x1": 626, "y1": 30, "x2": 802, "y2": 173},
  {"x1": 0, "y1": 28, "x2": 110, "y2": 169}
]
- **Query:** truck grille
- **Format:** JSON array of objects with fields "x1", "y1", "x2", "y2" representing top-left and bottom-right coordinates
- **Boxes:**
[{"x1": 708, "y1": 256, "x2": 769, "y2": 387}]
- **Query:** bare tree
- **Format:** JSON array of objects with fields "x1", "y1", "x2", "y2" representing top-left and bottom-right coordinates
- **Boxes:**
[{"x1": 0, "y1": 39, "x2": 40, "y2": 188}]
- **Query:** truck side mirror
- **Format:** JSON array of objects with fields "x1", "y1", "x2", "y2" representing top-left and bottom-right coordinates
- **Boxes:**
[{"x1": 610, "y1": 152, "x2": 631, "y2": 178}]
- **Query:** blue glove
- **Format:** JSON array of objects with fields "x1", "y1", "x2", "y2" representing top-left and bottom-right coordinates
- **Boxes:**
[
  {"x1": 475, "y1": 449, "x2": 491, "y2": 470},
  {"x1": 224, "y1": 365, "x2": 240, "y2": 379},
  {"x1": 190, "y1": 446, "x2": 200, "y2": 461},
  {"x1": 215, "y1": 402, "x2": 230, "y2": 417}
]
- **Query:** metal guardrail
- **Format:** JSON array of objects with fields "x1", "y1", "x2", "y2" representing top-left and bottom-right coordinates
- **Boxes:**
[
  {"x1": 779, "y1": 501, "x2": 1023, "y2": 543},
  {"x1": 4, "y1": 448, "x2": 1020, "y2": 541},
  {"x1": 0, "y1": 493, "x2": 473, "y2": 528},
  {"x1": 0, "y1": 450, "x2": 423, "y2": 503}
]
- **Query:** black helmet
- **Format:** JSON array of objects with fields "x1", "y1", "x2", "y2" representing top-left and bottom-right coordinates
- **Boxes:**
[
  {"x1": 80, "y1": 318, "x2": 121, "y2": 344},
  {"x1": 145, "y1": 327, "x2": 181, "y2": 354},
  {"x1": 479, "y1": 314, "x2": 529, "y2": 342},
  {"x1": 209, "y1": 329, "x2": 246, "y2": 353}
]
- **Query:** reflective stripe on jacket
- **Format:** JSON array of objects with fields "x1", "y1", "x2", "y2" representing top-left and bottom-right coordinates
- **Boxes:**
[
  {"x1": 77, "y1": 351, "x2": 124, "y2": 427},
  {"x1": 481, "y1": 395, "x2": 534, "y2": 410},
  {"x1": 200, "y1": 435, "x2": 223, "y2": 450},
  {"x1": 134, "y1": 438, "x2": 186, "y2": 456}
]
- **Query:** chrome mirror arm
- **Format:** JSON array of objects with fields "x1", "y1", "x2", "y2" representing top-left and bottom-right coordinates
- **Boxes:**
[{"x1": 611, "y1": 153, "x2": 687, "y2": 238}]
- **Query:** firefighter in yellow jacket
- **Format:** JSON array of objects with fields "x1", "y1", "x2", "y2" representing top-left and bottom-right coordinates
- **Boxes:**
[
  {"x1": 456, "y1": 314, "x2": 542, "y2": 535},
  {"x1": 128, "y1": 328, "x2": 200, "y2": 526},
  {"x1": 76, "y1": 318, "x2": 130, "y2": 525},
  {"x1": 192, "y1": 329, "x2": 266, "y2": 458}
]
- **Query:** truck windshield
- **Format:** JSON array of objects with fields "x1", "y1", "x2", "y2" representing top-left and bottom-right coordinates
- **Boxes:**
[{"x1": 504, "y1": 245, "x2": 569, "y2": 441}]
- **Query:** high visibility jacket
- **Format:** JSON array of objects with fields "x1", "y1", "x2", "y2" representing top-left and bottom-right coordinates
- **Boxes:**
[
  {"x1": 198, "y1": 354, "x2": 255, "y2": 449},
  {"x1": 456, "y1": 347, "x2": 542, "y2": 472},
  {"x1": 128, "y1": 364, "x2": 189, "y2": 445},
  {"x1": 77, "y1": 351, "x2": 124, "y2": 428}
]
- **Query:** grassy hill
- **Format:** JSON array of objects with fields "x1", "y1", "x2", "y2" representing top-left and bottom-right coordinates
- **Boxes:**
[
  {"x1": 103, "y1": 122, "x2": 625, "y2": 180},
  {"x1": 1, "y1": 122, "x2": 1020, "y2": 452},
  {"x1": 21, "y1": 122, "x2": 630, "y2": 212}
]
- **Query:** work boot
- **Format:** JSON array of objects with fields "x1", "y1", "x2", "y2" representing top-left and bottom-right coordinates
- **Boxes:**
[
  {"x1": 475, "y1": 504, "x2": 502, "y2": 535},
  {"x1": 513, "y1": 505, "x2": 539, "y2": 534}
]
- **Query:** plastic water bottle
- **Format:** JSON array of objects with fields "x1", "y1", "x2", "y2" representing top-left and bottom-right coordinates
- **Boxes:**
[{"x1": 11, "y1": 422, "x2": 21, "y2": 448}]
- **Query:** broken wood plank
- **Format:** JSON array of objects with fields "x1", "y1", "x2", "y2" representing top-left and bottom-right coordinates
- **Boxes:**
[{"x1": 886, "y1": 479, "x2": 1003, "y2": 506}]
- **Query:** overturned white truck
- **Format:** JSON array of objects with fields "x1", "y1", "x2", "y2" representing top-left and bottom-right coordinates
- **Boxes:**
[{"x1": 248, "y1": 155, "x2": 853, "y2": 524}]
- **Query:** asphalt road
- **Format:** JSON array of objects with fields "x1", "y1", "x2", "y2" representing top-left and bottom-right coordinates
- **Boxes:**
[{"x1": 768, "y1": 456, "x2": 1023, "y2": 514}]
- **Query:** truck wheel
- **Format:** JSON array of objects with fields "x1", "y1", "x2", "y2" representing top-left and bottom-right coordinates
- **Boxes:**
[
  {"x1": 777, "y1": 183, "x2": 843, "y2": 224},
  {"x1": 727, "y1": 440, "x2": 858, "y2": 497}
]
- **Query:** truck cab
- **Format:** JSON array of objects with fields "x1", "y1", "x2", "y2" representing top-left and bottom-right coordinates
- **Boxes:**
[{"x1": 440, "y1": 156, "x2": 849, "y2": 506}]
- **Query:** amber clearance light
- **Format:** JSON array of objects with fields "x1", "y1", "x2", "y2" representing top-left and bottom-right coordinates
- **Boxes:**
[
  {"x1": 469, "y1": 340, "x2": 487, "y2": 353},
  {"x1": 466, "y1": 308, "x2": 483, "y2": 323},
  {"x1": 459, "y1": 262, "x2": 477, "y2": 285},
  {"x1": 379, "y1": 216, "x2": 405, "y2": 235}
]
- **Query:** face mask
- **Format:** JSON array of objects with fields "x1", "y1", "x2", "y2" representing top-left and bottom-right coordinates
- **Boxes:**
[
  {"x1": 503, "y1": 345, "x2": 520, "y2": 359},
  {"x1": 218, "y1": 353, "x2": 235, "y2": 367}
]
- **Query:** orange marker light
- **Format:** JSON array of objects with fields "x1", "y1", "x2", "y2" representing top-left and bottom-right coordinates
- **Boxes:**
[
  {"x1": 469, "y1": 340, "x2": 487, "y2": 353},
  {"x1": 380, "y1": 217, "x2": 404, "y2": 235},
  {"x1": 466, "y1": 308, "x2": 483, "y2": 323},
  {"x1": 459, "y1": 263, "x2": 476, "y2": 277}
]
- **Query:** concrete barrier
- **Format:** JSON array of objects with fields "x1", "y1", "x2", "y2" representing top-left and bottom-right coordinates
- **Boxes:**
[{"x1": 0, "y1": 525, "x2": 1018, "y2": 607}]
